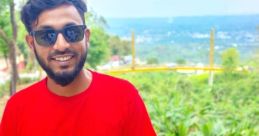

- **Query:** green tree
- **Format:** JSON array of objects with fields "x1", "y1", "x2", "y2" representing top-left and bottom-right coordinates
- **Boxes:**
[
  {"x1": 84, "y1": 12, "x2": 113, "y2": 69},
  {"x1": 108, "y1": 36, "x2": 131, "y2": 56},
  {"x1": 147, "y1": 57, "x2": 159, "y2": 64},
  {"x1": 221, "y1": 47, "x2": 240, "y2": 74},
  {"x1": 0, "y1": 0, "x2": 19, "y2": 95},
  {"x1": 16, "y1": 18, "x2": 33, "y2": 71},
  {"x1": 176, "y1": 58, "x2": 186, "y2": 65},
  {"x1": 87, "y1": 27, "x2": 110, "y2": 68},
  {"x1": 0, "y1": 10, "x2": 10, "y2": 67}
]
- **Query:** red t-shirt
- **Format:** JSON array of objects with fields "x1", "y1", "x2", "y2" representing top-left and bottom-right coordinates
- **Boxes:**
[{"x1": 0, "y1": 71, "x2": 156, "y2": 136}]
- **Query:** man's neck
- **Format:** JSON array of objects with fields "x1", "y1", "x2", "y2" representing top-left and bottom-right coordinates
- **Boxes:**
[{"x1": 47, "y1": 69, "x2": 92, "y2": 97}]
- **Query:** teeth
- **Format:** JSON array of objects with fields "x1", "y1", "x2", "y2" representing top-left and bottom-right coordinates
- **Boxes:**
[{"x1": 54, "y1": 56, "x2": 72, "y2": 61}]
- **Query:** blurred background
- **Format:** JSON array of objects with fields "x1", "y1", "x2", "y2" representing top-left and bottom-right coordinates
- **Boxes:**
[{"x1": 0, "y1": 0, "x2": 259, "y2": 135}]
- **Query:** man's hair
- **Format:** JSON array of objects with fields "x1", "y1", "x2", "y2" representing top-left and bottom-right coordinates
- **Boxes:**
[{"x1": 21, "y1": 0, "x2": 87, "y2": 32}]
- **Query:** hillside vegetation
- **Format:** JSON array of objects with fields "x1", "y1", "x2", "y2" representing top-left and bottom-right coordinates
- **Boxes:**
[{"x1": 117, "y1": 71, "x2": 259, "y2": 136}]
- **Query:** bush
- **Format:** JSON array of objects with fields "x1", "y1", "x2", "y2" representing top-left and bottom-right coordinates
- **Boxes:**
[{"x1": 114, "y1": 71, "x2": 259, "y2": 135}]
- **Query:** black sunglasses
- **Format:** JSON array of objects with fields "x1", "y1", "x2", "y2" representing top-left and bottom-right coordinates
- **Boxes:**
[{"x1": 30, "y1": 25, "x2": 86, "y2": 47}]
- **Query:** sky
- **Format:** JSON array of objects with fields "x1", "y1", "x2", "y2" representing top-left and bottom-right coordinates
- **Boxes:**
[{"x1": 87, "y1": 0, "x2": 259, "y2": 18}]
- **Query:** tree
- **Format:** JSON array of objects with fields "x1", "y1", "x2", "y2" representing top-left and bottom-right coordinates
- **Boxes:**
[
  {"x1": 0, "y1": 10, "x2": 10, "y2": 68},
  {"x1": 0, "y1": 0, "x2": 19, "y2": 96},
  {"x1": 176, "y1": 58, "x2": 186, "y2": 65},
  {"x1": 87, "y1": 27, "x2": 110, "y2": 68},
  {"x1": 221, "y1": 47, "x2": 240, "y2": 74},
  {"x1": 147, "y1": 57, "x2": 159, "y2": 65},
  {"x1": 85, "y1": 12, "x2": 111, "y2": 69},
  {"x1": 108, "y1": 36, "x2": 131, "y2": 56}
]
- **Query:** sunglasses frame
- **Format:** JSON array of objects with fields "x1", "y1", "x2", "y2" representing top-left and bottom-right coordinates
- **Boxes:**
[{"x1": 30, "y1": 25, "x2": 87, "y2": 47}]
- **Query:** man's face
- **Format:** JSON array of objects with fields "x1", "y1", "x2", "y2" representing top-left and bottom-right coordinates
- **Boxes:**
[{"x1": 26, "y1": 4, "x2": 90, "y2": 86}]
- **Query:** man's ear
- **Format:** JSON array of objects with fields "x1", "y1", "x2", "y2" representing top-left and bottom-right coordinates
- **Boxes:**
[{"x1": 25, "y1": 34, "x2": 35, "y2": 50}]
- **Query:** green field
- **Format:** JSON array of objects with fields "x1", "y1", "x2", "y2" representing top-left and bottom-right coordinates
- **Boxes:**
[{"x1": 116, "y1": 71, "x2": 259, "y2": 136}]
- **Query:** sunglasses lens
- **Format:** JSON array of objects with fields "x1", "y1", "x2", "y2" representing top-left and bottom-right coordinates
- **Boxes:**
[
  {"x1": 34, "y1": 29, "x2": 57, "y2": 46},
  {"x1": 64, "y1": 25, "x2": 85, "y2": 43}
]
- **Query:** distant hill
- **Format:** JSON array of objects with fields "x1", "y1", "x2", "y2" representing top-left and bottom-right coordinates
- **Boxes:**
[{"x1": 105, "y1": 15, "x2": 259, "y2": 64}]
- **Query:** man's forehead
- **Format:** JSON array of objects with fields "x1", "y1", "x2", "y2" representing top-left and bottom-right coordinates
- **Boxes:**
[
  {"x1": 34, "y1": 23, "x2": 79, "y2": 30},
  {"x1": 32, "y1": 4, "x2": 83, "y2": 30}
]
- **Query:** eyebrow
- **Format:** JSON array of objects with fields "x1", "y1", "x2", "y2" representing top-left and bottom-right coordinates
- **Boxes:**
[
  {"x1": 64, "y1": 23, "x2": 78, "y2": 27},
  {"x1": 37, "y1": 26, "x2": 53, "y2": 30}
]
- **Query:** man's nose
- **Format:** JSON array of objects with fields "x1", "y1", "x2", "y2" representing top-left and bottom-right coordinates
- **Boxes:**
[{"x1": 52, "y1": 33, "x2": 70, "y2": 51}]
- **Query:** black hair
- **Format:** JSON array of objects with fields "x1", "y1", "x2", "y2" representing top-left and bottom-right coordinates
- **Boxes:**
[{"x1": 21, "y1": 0, "x2": 87, "y2": 32}]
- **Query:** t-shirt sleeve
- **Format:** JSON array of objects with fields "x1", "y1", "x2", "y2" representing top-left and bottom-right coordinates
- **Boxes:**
[
  {"x1": 123, "y1": 84, "x2": 156, "y2": 136},
  {"x1": 0, "y1": 98, "x2": 18, "y2": 136}
]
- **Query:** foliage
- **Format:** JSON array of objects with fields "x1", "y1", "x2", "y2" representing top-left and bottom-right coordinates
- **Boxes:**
[
  {"x1": 0, "y1": 9, "x2": 11, "y2": 57},
  {"x1": 0, "y1": 0, "x2": 8, "y2": 10},
  {"x1": 221, "y1": 48, "x2": 240, "y2": 74},
  {"x1": 86, "y1": 12, "x2": 132, "y2": 68},
  {"x1": 16, "y1": 17, "x2": 29, "y2": 59},
  {"x1": 0, "y1": 82, "x2": 9, "y2": 98},
  {"x1": 115, "y1": 71, "x2": 259, "y2": 136},
  {"x1": 18, "y1": 76, "x2": 39, "y2": 85},
  {"x1": 108, "y1": 36, "x2": 131, "y2": 56},
  {"x1": 87, "y1": 27, "x2": 110, "y2": 68},
  {"x1": 0, "y1": 2, "x2": 29, "y2": 66},
  {"x1": 147, "y1": 57, "x2": 159, "y2": 64},
  {"x1": 0, "y1": 39, "x2": 9, "y2": 58},
  {"x1": 176, "y1": 58, "x2": 186, "y2": 65},
  {"x1": 247, "y1": 48, "x2": 259, "y2": 73},
  {"x1": 85, "y1": 12, "x2": 107, "y2": 29}
]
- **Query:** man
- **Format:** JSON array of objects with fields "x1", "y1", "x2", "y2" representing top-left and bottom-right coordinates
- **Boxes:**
[{"x1": 0, "y1": 0, "x2": 156, "y2": 135}]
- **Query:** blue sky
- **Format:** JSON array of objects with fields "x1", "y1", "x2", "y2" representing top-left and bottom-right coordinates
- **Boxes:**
[{"x1": 87, "y1": 0, "x2": 259, "y2": 18}]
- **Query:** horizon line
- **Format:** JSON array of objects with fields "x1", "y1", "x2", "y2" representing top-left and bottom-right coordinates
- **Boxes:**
[{"x1": 90, "y1": 13, "x2": 259, "y2": 19}]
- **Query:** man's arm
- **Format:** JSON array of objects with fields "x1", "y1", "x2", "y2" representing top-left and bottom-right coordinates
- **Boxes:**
[{"x1": 0, "y1": 98, "x2": 18, "y2": 136}]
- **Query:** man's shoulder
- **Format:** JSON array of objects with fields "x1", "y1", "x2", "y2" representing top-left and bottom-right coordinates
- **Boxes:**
[
  {"x1": 91, "y1": 70, "x2": 141, "y2": 104},
  {"x1": 92, "y1": 70, "x2": 135, "y2": 89},
  {"x1": 8, "y1": 78, "x2": 46, "y2": 104},
  {"x1": 91, "y1": 70, "x2": 140, "y2": 97}
]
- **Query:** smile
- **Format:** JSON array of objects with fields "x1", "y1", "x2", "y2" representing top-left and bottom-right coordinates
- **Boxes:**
[{"x1": 52, "y1": 55, "x2": 73, "y2": 62}]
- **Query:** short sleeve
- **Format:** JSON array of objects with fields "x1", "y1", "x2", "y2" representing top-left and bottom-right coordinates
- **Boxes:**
[
  {"x1": 0, "y1": 98, "x2": 18, "y2": 136},
  {"x1": 122, "y1": 85, "x2": 156, "y2": 136}
]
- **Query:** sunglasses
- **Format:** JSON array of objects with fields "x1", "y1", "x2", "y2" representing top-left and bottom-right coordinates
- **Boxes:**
[{"x1": 30, "y1": 25, "x2": 86, "y2": 47}]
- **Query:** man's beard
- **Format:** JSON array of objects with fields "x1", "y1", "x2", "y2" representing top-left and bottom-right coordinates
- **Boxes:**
[{"x1": 34, "y1": 48, "x2": 87, "y2": 86}]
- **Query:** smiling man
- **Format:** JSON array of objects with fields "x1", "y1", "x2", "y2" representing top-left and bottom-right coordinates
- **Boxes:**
[{"x1": 0, "y1": 0, "x2": 156, "y2": 135}]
